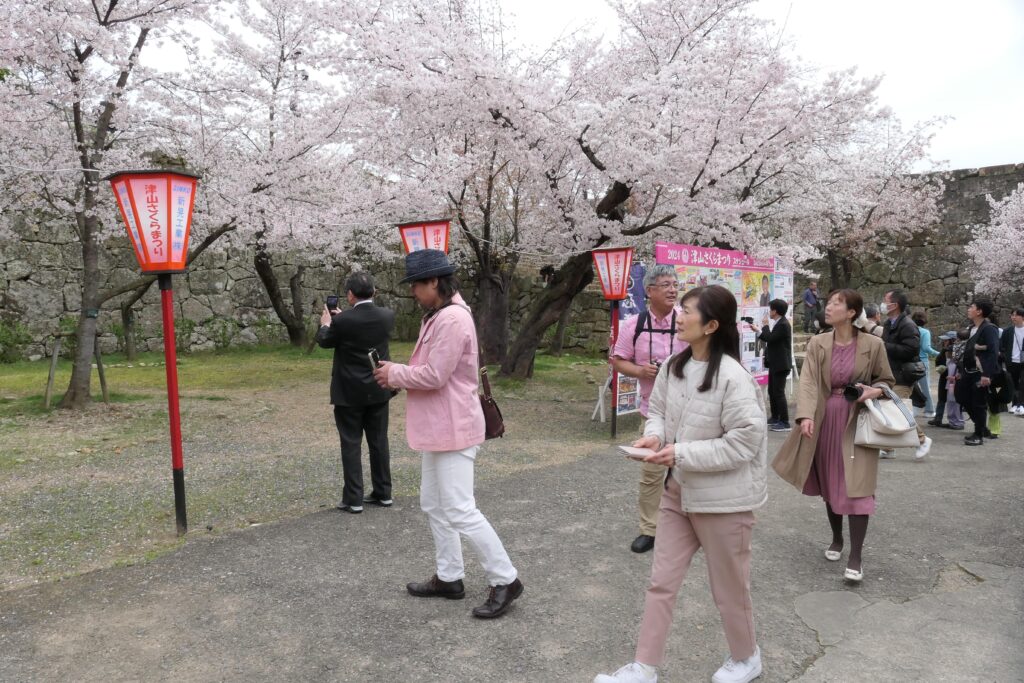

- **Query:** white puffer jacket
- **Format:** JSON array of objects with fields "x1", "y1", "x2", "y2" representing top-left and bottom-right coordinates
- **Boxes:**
[{"x1": 644, "y1": 354, "x2": 768, "y2": 513}]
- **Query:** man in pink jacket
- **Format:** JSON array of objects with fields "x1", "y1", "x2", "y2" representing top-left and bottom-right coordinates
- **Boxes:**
[{"x1": 373, "y1": 249, "x2": 523, "y2": 619}]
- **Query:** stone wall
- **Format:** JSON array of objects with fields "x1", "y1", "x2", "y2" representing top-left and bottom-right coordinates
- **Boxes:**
[
  {"x1": 4, "y1": 162, "x2": 1022, "y2": 361},
  {"x1": 0, "y1": 214, "x2": 610, "y2": 359},
  {"x1": 794, "y1": 163, "x2": 1024, "y2": 334}
]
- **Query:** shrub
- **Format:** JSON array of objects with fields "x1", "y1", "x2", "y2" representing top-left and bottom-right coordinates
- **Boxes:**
[
  {"x1": 207, "y1": 316, "x2": 240, "y2": 350},
  {"x1": 175, "y1": 317, "x2": 196, "y2": 353},
  {"x1": 0, "y1": 319, "x2": 32, "y2": 363}
]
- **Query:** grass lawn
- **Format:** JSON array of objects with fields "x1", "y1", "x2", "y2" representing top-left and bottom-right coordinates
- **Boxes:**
[{"x1": 0, "y1": 344, "x2": 624, "y2": 591}]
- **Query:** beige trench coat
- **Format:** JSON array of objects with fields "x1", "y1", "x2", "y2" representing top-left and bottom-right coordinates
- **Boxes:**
[{"x1": 771, "y1": 331, "x2": 895, "y2": 498}]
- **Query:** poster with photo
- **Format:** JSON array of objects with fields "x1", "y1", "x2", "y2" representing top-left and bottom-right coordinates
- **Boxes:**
[{"x1": 655, "y1": 241, "x2": 787, "y2": 386}]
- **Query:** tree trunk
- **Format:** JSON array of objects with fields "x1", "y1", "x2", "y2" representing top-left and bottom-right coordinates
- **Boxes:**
[
  {"x1": 549, "y1": 306, "x2": 572, "y2": 356},
  {"x1": 826, "y1": 249, "x2": 853, "y2": 289},
  {"x1": 121, "y1": 304, "x2": 137, "y2": 360},
  {"x1": 474, "y1": 270, "x2": 511, "y2": 366},
  {"x1": 501, "y1": 250, "x2": 597, "y2": 379},
  {"x1": 60, "y1": 212, "x2": 101, "y2": 409},
  {"x1": 253, "y1": 242, "x2": 307, "y2": 347}
]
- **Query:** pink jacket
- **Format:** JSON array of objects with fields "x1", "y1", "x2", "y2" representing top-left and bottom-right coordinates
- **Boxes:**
[{"x1": 387, "y1": 294, "x2": 485, "y2": 452}]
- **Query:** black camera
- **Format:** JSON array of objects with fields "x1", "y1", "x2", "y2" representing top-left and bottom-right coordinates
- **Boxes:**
[
  {"x1": 740, "y1": 316, "x2": 755, "y2": 324},
  {"x1": 843, "y1": 384, "x2": 864, "y2": 401},
  {"x1": 326, "y1": 294, "x2": 339, "y2": 311}
]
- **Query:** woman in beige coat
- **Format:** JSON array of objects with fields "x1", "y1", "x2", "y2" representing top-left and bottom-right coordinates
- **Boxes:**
[{"x1": 772, "y1": 289, "x2": 894, "y2": 583}]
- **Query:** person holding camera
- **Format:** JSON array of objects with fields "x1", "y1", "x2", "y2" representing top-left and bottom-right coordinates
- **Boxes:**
[
  {"x1": 611, "y1": 265, "x2": 685, "y2": 554},
  {"x1": 772, "y1": 289, "x2": 894, "y2": 583},
  {"x1": 372, "y1": 250, "x2": 522, "y2": 619},
  {"x1": 316, "y1": 272, "x2": 396, "y2": 514},
  {"x1": 749, "y1": 299, "x2": 792, "y2": 432}
]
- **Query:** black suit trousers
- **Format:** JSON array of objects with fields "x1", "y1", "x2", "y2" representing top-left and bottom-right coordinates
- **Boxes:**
[
  {"x1": 333, "y1": 402, "x2": 391, "y2": 505},
  {"x1": 767, "y1": 368, "x2": 789, "y2": 422}
]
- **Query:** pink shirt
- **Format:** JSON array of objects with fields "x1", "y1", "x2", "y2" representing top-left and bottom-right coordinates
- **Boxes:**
[
  {"x1": 387, "y1": 294, "x2": 485, "y2": 452},
  {"x1": 612, "y1": 306, "x2": 686, "y2": 416}
]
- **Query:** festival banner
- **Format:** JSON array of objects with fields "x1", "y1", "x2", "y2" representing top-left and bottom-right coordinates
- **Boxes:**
[{"x1": 655, "y1": 241, "x2": 790, "y2": 386}]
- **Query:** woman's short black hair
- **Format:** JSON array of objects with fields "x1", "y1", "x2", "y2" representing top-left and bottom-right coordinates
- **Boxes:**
[
  {"x1": 911, "y1": 310, "x2": 928, "y2": 327},
  {"x1": 435, "y1": 273, "x2": 460, "y2": 303},
  {"x1": 769, "y1": 299, "x2": 788, "y2": 317}
]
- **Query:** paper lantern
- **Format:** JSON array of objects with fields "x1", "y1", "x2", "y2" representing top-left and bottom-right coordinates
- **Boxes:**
[
  {"x1": 106, "y1": 170, "x2": 200, "y2": 274},
  {"x1": 398, "y1": 219, "x2": 450, "y2": 254},
  {"x1": 591, "y1": 247, "x2": 635, "y2": 300}
]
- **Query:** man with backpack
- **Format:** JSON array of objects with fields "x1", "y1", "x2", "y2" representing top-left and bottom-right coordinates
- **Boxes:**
[{"x1": 610, "y1": 265, "x2": 684, "y2": 554}]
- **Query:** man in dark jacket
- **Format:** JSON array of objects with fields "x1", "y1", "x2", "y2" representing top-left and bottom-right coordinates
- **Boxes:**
[
  {"x1": 881, "y1": 288, "x2": 930, "y2": 459},
  {"x1": 960, "y1": 297, "x2": 1002, "y2": 445},
  {"x1": 755, "y1": 298, "x2": 792, "y2": 432},
  {"x1": 317, "y1": 272, "x2": 396, "y2": 513}
]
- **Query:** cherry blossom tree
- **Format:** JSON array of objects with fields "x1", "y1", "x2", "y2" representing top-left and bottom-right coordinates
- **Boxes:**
[
  {"x1": 967, "y1": 184, "x2": 1024, "y2": 292},
  {"x1": 146, "y1": 0, "x2": 390, "y2": 347},
  {"x1": 0, "y1": 0, "x2": 209, "y2": 408}
]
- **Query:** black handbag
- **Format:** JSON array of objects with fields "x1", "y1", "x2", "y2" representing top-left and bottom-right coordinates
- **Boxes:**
[
  {"x1": 900, "y1": 360, "x2": 926, "y2": 384},
  {"x1": 479, "y1": 368, "x2": 505, "y2": 439}
]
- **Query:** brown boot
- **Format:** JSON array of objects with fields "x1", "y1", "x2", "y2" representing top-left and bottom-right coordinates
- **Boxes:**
[
  {"x1": 471, "y1": 578, "x2": 524, "y2": 619},
  {"x1": 406, "y1": 574, "x2": 465, "y2": 600}
]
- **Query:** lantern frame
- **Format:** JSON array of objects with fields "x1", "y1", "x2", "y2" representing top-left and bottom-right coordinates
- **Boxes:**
[
  {"x1": 591, "y1": 246, "x2": 635, "y2": 301},
  {"x1": 106, "y1": 169, "x2": 201, "y2": 274},
  {"x1": 398, "y1": 218, "x2": 451, "y2": 254}
]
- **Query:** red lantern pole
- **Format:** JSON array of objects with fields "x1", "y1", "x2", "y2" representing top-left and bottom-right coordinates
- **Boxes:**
[
  {"x1": 159, "y1": 274, "x2": 187, "y2": 535},
  {"x1": 610, "y1": 299, "x2": 620, "y2": 438},
  {"x1": 107, "y1": 169, "x2": 198, "y2": 537}
]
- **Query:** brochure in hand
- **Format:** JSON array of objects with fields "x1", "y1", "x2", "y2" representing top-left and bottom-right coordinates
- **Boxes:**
[{"x1": 618, "y1": 445, "x2": 656, "y2": 461}]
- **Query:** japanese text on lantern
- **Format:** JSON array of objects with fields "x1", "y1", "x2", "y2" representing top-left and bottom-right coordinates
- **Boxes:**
[{"x1": 145, "y1": 183, "x2": 164, "y2": 257}]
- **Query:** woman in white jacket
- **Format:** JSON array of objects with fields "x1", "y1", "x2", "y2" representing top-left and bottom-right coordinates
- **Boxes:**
[{"x1": 595, "y1": 285, "x2": 768, "y2": 683}]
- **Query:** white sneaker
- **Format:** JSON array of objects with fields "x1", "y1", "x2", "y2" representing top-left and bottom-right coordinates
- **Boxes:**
[
  {"x1": 1015, "y1": 406, "x2": 1024, "y2": 417},
  {"x1": 914, "y1": 436, "x2": 932, "y2": 460},
  {"x1": 712, "y1": 646, "x2": 763, "y2": 683},
  {"x1": 923, "y1": 412, "x2": 936, "y2": 418},
  {"x1": 594, "y1": 662, "x2": 657, "y2": 683},
  {"x1": 878, "y1": 450, "x2": 896, "y2": 459}
]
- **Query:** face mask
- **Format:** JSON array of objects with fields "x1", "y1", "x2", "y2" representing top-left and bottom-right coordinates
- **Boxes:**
[{"x1": 878, "y1": 302, "x2": 889, "y2": 315}]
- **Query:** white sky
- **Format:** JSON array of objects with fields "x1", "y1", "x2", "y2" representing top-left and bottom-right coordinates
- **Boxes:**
[{"x1": 501, "y1": 0, "x2": 1024, "y2": 171}]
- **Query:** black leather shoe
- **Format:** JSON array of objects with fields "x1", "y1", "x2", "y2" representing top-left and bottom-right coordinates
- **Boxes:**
[
  {"x1": 947, "y1": 424, "x2": 964, "y2": 430},
  {"x1": 630, "y1": 534, "x2": 655, "y2": 553},
  {"x1": 471, "y1": 579, "x2": 524, "y2": 619},
  {"x1": 407, "y1": 574, "x2": 465, "y2": 600},
  {"x1": 336, "y1": 502, "x2": 363, "y2": 514},
  {"x1": 363, "y1": 495, "x2": 393, "y2": 507},
  {"x1": 964, "y1": 435, "x2": 984, "y2": 446},
  {"x1": 926, "y1": 418, "x2": 944, "y2": 427}
]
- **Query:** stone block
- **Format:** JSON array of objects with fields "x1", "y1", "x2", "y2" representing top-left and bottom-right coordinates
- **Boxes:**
[
  {"x1": 9, "y1": 280, "x2": 64, "y2": 319},
  {"x1": 208, "y1": 294, "x2": 235, "y2": 318},
  {"x1": 180, "y1": 297, "x2": 213, "y2": 323},
  {"x1": 908, "y1": 279, "x2": 945, "y2": 307},
  {"x1": 5, "y1": 259, "x2": 32, "y2": 280},
  {"x1": 186, "y1": 269, "x2": 230, "y2": 295}
]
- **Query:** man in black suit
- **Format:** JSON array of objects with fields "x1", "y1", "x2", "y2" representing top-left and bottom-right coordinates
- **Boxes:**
[
  {"x1": 755, "y1": 298, "x2": 792, "y2": 432},
  {"x1": 316, "y1": 272, "x2": 396, "y2": 514}
]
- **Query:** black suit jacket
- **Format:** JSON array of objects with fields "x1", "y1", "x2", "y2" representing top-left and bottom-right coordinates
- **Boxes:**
[
  {"x1": 758, "y1": 317, "x2": 792, "y2": 371},
  {"x1": 316, "y1": 301, "x2": 395, "y2": 407}
]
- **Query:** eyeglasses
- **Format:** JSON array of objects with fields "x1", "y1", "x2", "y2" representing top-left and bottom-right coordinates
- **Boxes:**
[{"x1": 650, "y1": 282, "x2": 679, "y2": 291}]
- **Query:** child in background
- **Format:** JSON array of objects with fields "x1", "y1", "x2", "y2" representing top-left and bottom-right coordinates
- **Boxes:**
[{"x1": 929, "y1": 332, "x2": 964, "y2": 430}]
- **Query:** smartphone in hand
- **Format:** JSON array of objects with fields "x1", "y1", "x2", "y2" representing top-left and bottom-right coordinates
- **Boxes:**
[
  {"x1": 326, "y1": 294, "x2": 339, "y2": 311},
  {"x1": 368, "y1": 347, "x2": 381, "y2": 371}
]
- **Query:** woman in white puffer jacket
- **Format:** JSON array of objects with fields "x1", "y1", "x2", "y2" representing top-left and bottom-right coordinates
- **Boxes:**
[{"x1": 595, "y1": 285, "x2": 768, "y2": 683}]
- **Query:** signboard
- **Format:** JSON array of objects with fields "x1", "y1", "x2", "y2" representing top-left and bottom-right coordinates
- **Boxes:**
[{"x1": 655, "y1": 241, "x2": 793, "y2": 386}]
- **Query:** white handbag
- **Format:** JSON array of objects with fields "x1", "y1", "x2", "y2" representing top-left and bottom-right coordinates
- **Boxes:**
[{"x1": 854, "y1": 385, "x2": 920, "y2": 450}]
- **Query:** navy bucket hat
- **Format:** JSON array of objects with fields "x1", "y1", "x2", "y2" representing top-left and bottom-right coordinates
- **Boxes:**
[{"x1": 400, "y1": 249, "x2": 457, "y2": 284}]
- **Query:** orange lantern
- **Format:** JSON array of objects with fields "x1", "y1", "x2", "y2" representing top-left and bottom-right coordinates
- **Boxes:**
[
  {"x1": 398, "y1": 219, "x2": 450, "y2": 254},
  {"x1": 591, "y1": 246, "x2": 634, "y2": 300},
  {"x1": 107, "y1": 170, "x2": 200, "y2": 274}
]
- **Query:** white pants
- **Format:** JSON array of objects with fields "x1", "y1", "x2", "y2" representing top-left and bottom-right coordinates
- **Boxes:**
[{"x1": 420, "y1": 447, "x2": 517, "y2": 586}]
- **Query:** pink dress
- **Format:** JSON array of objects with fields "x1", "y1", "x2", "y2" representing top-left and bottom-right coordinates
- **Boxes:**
[{"x1": 802, "y1": 342, "x2": 876, "y2": 515}]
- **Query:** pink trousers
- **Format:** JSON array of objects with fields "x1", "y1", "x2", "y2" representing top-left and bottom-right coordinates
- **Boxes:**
[{"x1": 635, "y1": 477, "x2": 757, "y2": 666}]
